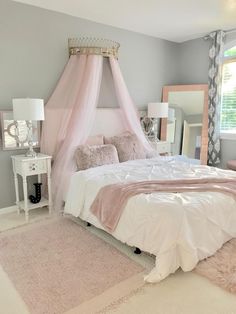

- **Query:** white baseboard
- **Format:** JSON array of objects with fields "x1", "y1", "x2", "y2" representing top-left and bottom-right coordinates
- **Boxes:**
[{"x1": 0, "y1": 205, "x2": 17, "y2": 215}]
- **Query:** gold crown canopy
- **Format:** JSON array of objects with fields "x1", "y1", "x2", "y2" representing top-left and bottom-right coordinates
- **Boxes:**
[{"x1": 68, "y1": 38, "x2": 120, "y2": 58}]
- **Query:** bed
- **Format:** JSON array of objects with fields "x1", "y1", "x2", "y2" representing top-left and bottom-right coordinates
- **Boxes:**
[
  {"x1": 64, "y1": 155, "x2": 236, "y2": 282},
  {"x1": 64, "y1": 109, "x2": 236, "y2": 282}
]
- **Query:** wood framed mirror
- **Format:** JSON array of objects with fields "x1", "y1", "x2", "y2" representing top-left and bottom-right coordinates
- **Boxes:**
[{"x1": 161, "y1": 84, "x2": 208, "y2": 165}]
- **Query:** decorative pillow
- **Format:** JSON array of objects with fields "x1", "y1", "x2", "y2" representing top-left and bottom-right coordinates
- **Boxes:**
[
  {"x1": 85, "y1": 135, "x2": 104, "y2": 146},
  {"x1": 104, "y1": 132, "x2": 146, "y2": 162},
  {"x1": 75, "y1": 144, "x2": 119, "y2": 170}
]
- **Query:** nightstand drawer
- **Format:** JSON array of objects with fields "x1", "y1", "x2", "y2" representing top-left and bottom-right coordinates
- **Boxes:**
[
  {"x1": 25, "y1": 159, "x2": 47, "y2": 175},
  {"x1": 15, "y1": 159, "x2": 47, "y2": 175}
]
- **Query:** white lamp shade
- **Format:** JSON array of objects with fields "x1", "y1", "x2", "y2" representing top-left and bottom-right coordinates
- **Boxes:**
[
  {"x1": 148, "y1": 102, "x2": 169, "y2": 118},
  {"x1": 13, "y1": 98, "x2": 44, "y2": 121}
]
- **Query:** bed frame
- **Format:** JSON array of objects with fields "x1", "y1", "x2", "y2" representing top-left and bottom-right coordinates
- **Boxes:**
[{"x1": 86, "y1": 222, "x2": 141, "y2": 254}]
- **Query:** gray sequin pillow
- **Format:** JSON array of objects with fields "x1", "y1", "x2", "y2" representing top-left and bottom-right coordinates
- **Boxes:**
[
  {"x1": 105, "y1": 132, "x2": 146, "y2": 162},
  {"x1": 75, "y1": 144, "x2": 119, "y2": 170}
]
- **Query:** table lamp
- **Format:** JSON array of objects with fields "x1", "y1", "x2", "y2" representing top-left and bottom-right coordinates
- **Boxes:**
[
  {"x1": 148, "y1": 102, "x2": 169, "y2": 141},
  {"x1": 13, "y1": 98, "x2": 44, "y2": 157}
]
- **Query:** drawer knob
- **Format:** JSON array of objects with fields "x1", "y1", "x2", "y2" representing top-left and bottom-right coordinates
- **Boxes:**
[{"x1": 30, "y1": 163, "x2": 37, "y2": 171}]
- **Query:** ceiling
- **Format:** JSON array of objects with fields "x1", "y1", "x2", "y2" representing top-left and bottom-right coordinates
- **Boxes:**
[{"x1": 13, "y1": 0, "x2": 236, "y2": 42}]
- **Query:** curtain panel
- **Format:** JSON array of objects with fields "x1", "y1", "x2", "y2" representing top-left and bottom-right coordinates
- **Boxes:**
[{"x1": 208, "y1": 30, "x2": 225, "y2": 166}]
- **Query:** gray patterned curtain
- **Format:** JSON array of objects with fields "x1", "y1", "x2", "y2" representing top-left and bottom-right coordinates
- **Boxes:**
[{"x1": 208, "y1": 30, "x2": 225, "y2": 166}]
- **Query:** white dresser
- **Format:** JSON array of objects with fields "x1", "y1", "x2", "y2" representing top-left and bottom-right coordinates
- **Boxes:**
[{"x1": 11, "y1": 154, "x2": 52, "y2": 221}]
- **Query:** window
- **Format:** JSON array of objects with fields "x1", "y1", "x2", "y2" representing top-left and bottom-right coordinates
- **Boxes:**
[{"x1": 220, "y1": 44, "x2": 236, "y2": 139}]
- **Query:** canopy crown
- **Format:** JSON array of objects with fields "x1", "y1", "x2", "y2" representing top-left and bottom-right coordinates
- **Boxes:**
[{"x1": 68, "y1": 37, "x2": 120, "y2": 59}]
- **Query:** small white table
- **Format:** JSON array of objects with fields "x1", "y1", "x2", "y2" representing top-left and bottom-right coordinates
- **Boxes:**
[{"x1": 11, "y1": 154, "x2": 52, "y2": 222}]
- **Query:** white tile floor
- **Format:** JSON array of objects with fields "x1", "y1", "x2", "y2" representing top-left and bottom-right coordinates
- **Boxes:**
[{"x1": 0, "y1": 206, "x2": 51, "y2": 233}]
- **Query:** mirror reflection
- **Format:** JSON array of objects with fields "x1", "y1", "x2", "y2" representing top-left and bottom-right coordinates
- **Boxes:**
[
  {"x1": 166, "y1": 108, "x2": 176, "y2": 144},
  {"x1": 0, "y1": 111, "x2": 40, "y2": 150},
  {"x1": 162, "y1": 85, "x2": 208, "y2": 164}
]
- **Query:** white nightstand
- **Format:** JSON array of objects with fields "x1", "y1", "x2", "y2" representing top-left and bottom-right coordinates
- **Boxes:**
[
  {"x1": 11, "y1": 153, "x2": 52, "y2": 222},
  {"x1": 151, "y1": 141, "x2": 171, "y2": 155}
]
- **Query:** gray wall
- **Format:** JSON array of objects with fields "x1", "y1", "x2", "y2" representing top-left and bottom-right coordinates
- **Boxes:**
[
  {"x1": 177, "y1": 38, "x2": 210, "y2": 84},
  {"x1": 0, "y1": 0, "x2": 180, "y2": 209},
  {"x1": 177, "y1": 35, "x2": 236, "y2": 168}
]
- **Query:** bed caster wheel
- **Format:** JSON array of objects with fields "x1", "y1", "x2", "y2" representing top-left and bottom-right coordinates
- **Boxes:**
[
  {"x1": 134, "y1": 247, "x2": 141, "y2": 254},
  {"x1": 87, "y1": 222, "x2": 91, "y2": 227}
]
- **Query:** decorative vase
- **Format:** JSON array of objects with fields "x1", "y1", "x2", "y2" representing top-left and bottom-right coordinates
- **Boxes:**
[{"x1": 29, "y1": 183, "x2": 42, "y2": 204}]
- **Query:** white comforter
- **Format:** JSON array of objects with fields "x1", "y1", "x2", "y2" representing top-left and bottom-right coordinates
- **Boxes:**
[{"x1": 65, "y1": 156, "x2": 236, "y2": 282}]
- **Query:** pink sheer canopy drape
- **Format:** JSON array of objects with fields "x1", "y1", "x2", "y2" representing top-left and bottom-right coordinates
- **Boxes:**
[
  {"x1": 41, "y1": 54, "x2": 153, "y2": 211},
  {"x1": 41, "y1": 54, "x2": 103, "y2": 210},
  {"x1": 109, "y1": 57, "x2": 152, "y2": 152},
  {"x1": 41, "y1": 55, "x2": 87, "y2": 158}
]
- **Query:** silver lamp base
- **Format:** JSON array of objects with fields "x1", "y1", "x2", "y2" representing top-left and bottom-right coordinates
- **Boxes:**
[
  {"x1": 25, "y1": 120, "x2": 37, "y2": 158},
  {"x1": 25, "y1": 146, "x2": 37, "y2": 158}
]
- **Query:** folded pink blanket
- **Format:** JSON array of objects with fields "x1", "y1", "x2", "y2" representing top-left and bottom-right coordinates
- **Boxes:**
[{"x1": 90, "y1": 178, "x2": 236, "y2": 232}]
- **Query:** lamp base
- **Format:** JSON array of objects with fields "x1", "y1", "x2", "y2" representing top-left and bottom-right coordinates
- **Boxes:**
[
  {"x1": 25, "y1": 146, "x2": 37, "y2": 158},
  {"x1": 25, "y1": 120, "x2": 37, "y2": 158}
]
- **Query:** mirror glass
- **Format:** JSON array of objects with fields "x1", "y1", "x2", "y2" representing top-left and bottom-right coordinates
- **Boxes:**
[
  {"x1": 0, "y1": 111, "x2": 40, "y2": 150},
  {"x1": 166, "y1": 108, "x2": 176, "y2": 144},
  {"x1": 162, "y1": 85, "x2": 208, "y2": 164}
]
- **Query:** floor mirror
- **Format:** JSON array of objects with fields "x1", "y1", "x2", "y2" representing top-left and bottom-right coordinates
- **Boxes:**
[{"x1": 161, "y1": 84, "x2": 208, "y2": 164}]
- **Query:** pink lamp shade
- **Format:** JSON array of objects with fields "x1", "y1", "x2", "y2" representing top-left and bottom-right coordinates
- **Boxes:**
[
  {"x1": 13, "y1": 98, "x2": 45, "y2": 121},
  {"x1": 148, "y1": 102, "x2": 169, "y2": 118}
]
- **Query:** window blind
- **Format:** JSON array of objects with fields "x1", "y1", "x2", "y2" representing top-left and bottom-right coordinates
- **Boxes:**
[{"x1": 220, "y1": 60, "x2": 236, "y2": 132}]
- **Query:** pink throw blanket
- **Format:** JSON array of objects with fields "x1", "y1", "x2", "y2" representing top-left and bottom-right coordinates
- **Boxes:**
[{"x1": 90, "y1": 178, "x2": 236, "y2": 232}]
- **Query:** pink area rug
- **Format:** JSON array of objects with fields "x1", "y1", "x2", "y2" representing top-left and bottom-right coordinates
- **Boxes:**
[
  {"x1": 0, "y1": 218, "x2": 144, "y2": 314},
  {"x1": 195, "y1": 239, "x2": 236, "y2": 294}
]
